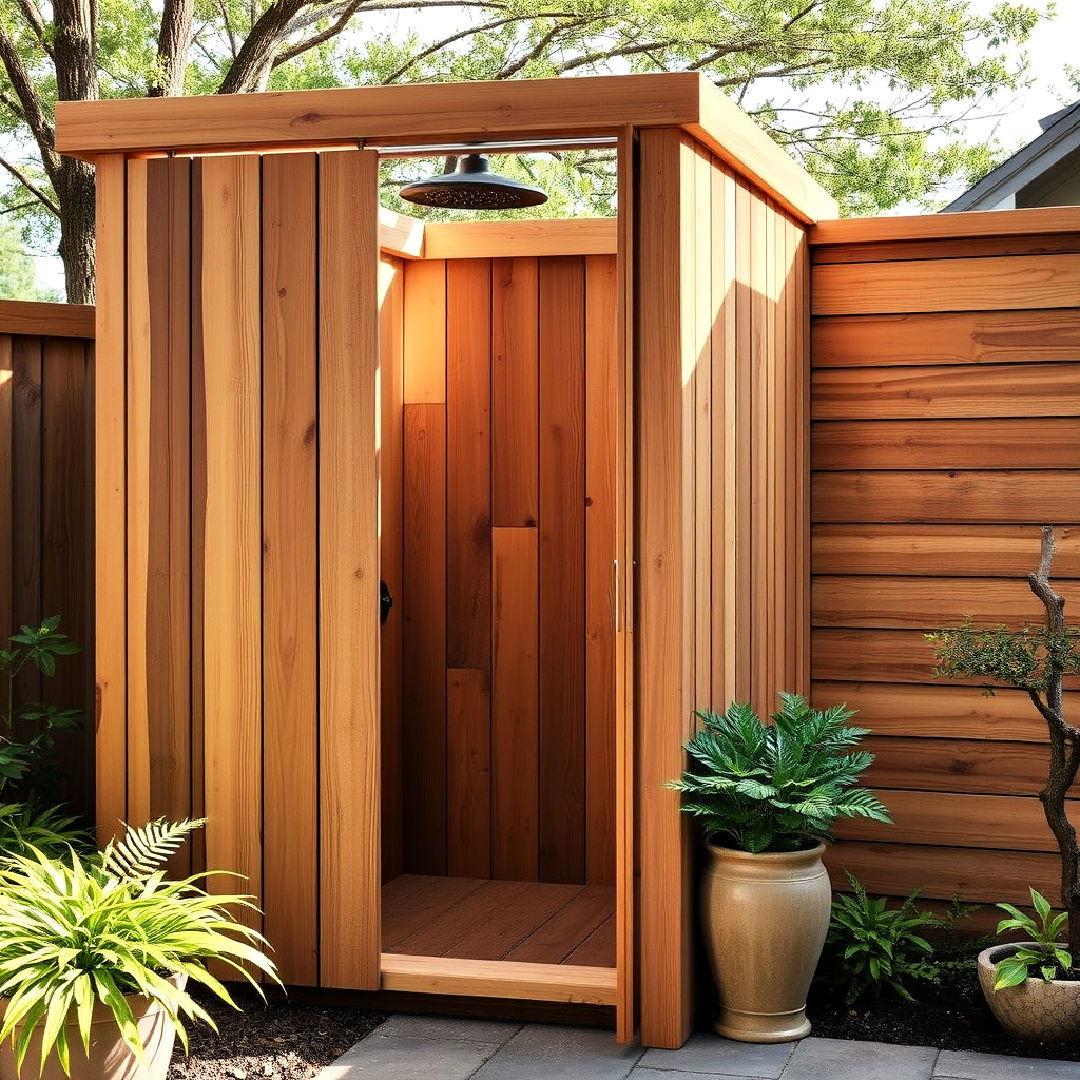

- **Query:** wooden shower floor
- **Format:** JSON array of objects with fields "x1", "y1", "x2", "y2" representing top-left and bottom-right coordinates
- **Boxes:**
[{"x1": 382, "y1": 874, "x2": 615, "y2": 967}]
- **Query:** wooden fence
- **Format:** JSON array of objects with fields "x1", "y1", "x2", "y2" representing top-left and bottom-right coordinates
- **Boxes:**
[
  {"x1": 808, "y1": 212, "x2": 1080, "y2": 910},
  {"x1": 0, "y1": 300, "x2": 95, "y2": 819}
]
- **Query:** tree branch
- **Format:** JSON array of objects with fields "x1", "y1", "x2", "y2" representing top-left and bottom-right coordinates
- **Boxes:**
[
  {"x1": 14, "y1": 0, "x2": 55, "y2": 60},
  {"x1": 0, "y1": 24, "x2": 59, "y2": 183},
  {"x1": 0, "y1": 155, "x2": 59, "y2": 216},
  {"x1": 217, "y1": 0, "x2": 311, "y2": 93},
  {"x1": 272, "y1": 0, "x2": 365, "y2": 69},
  {"x1": 383, "y1": 15, "x2": 531, "y2": 83},
  {"x1": 498, "y1": 17, "x2": 597, "y2": 79},
  {"x1": 150, "y1": 0, "x2": 196, "y2": 96}
]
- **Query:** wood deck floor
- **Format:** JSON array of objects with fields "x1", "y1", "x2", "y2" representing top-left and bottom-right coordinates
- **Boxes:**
[{"x1": 382, "y1": 874, "x2": 615, "y2": 967}]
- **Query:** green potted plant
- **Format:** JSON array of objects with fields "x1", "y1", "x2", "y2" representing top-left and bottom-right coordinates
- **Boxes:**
[
  {"x1": 929, "y1": 526, "x2": 1080, "y2": 1041},
  {"x1": 668, "y1": 692, "x2": 890, "y2": 1043},
  {"x1": 0, "y1": 818, "x2": 278, "y2": 1080}
]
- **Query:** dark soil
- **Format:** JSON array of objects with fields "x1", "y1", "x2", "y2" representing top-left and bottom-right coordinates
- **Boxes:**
[
  {"x1": 806, "y1": 970, "x2": 1080, "y2": 1062},
  {"x1": 167, "y1": 988, "x2": 384, "y2": 1080}
]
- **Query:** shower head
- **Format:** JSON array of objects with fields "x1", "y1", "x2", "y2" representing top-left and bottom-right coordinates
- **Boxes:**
[{"x1": 399, "y1": 154, "x2": 548, "y2": 211}]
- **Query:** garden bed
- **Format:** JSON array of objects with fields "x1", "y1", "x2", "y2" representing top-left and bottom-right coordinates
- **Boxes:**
[
  {"x1": 168, "y1": 988, "x2": 383, "y2": 1080},
  {"x1": 807, "y1": 973, "x2": 1080, "y2": 1062}
]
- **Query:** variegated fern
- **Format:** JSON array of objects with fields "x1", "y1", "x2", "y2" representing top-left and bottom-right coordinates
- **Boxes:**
[
  {"x1": 0, "y1": 818, "x2": 278, "y2": 1077},
  {"x1": 668, "y1": 692, "x2": 891, "y2": 853}
]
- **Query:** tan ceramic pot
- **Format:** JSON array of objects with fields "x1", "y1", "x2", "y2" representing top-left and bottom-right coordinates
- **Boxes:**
[
  {"x1": 978, "y1": 944, "x2": 1080, "y2": 1042},
  {"x1": 702, "y1": 837, "x2": 832, "y2": 1043},
  {"x1": 0, "y1": 976, "x2": 185, "y2": 1080}
]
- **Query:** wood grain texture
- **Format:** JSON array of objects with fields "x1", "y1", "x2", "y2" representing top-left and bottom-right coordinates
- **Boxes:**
[
  {"x1": 812, "y1": 525, "x2": 1080, "y2": 577},
  {"x1": 813, "y1": 253, "x2": 1080, "y2": 315},
  {"x1": 318, "y1": 149, "x2": 381, "y2": 989},
  {"x1": 425, "y1": 219, "x2": 616, "y2": 260},
  {"x1": 538, "y1": 256, "x2": 586, "y2": 885},
  {"x1": 446, "y1": 668, "x2": 491, "y2": 879},
  {"x1": 811, "y1": 232, "x2": 1080, "y2": 265},
  {"x1": 492, "y1": 257, "x2": 539, "y2": 527},
  {"x1": 812, "y1": 309, "x2": 1080, "y2": 368},
  {"x1": 812, "y1": 471, "x2": 1080, "y2": 524},
  {"x1": 261, "y1": 152, "x2": 318, "y2": 986},
  {"x1": 403, "y1": 259, "x2": 446, "y2": 404},
  {"x1": 445, "y1": 259, "x2": 492, "y2": 669},
  {"x1": 812, "y1": 417, "x2": 1080, "y2": 470},
  {"x1": 812, "y1": 363, "x2": 1080, "y2": 420},
  {"x1": 402, "y1": 403, "x2": 447, "y2": 874},
  {"x1": 0, "y1": 337, "x2": 11, "y2": 643},
  {"x1": 198, "y1": 154, "x2": 263, "y2": 940}
]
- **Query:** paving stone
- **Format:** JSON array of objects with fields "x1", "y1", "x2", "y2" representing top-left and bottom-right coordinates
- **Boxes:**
[
  {"x1": 631, "y1": 1070, "x2": 763, "y2": 1080},
  {"x1": 321, "y1": 1034, "x2": 498, "y2": 1080},
  {"x1": 370, "y1": 1014, "x2": 522, "y2": 1045},
  {"x1": 638, "y1": 1033, "x2": 794, "y2": 1078},
  {"x1": 783, "y1": 1038, "x2": 937, "y2": 1080},
  {"x1": 934, "y1": 1049, "x2": 1080, "y2": 1079},
  {"x1": 471, "y1": 1023, "x2": 644, "y2": 1080}
]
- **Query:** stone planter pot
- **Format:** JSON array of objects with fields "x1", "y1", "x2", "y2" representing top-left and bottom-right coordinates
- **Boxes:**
[
  {"x1": 0, "y1": 975, "x2": 186, "y2": 1080},
  {"x1": 978, "y1": 943, "x2": 1080, "y2": 1043},
  {"x1": 701, "y1": 837, "x2": 832, "y2": 1043}
]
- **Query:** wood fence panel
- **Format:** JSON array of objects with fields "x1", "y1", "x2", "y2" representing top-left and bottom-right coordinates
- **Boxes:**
[{"x1": 810, "y1": 227, "x2": 1080, "y2": 908}]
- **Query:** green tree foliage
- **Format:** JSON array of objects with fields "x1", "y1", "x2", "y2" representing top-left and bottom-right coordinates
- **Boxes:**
[
  {"x1": 0, "y1": 0, "x2": 1052, "y2": 299},
  {"x1": 0, "y1": 218, "x2": 57, "y2": 301}
]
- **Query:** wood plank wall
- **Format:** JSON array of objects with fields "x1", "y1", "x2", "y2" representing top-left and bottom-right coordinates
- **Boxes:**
[
  {"x1": 383, "y1": 254, "x2": 618, "y2": 888},
  {"x1": 0, "y1": 315, "x2": 94, "y2": 817},
  {"x1": 635, "y1": 128, "x2": 809, "y2": 1047},
  {"x1": 98, "y1": 150, "x2": 381, "y2": 990},
  {"x1": 809, "y1": 228, "x2": 1080, "y2": 908}
]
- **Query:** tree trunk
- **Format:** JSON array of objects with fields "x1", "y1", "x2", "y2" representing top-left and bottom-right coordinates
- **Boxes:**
[{"x1": 55, "y1": 158, "x2": 96, "y2": 304}]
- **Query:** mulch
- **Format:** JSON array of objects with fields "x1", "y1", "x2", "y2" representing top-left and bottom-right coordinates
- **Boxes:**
[{"x1": 167, "y1": 988, "x2": 384, "y2": 1080}]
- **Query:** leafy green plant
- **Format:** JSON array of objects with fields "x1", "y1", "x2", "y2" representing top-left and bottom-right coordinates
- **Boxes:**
[
  {"x1": 0, "y1": 818, "x2": 279, "y2": 1077},
  {"x1": 668, "y1": 692, "x2": 891, "y2": 853},
  {"x1": 0, "y1": 616, "x2": 83, "y2": 801},
  {"x1": 991, "y1": 888, "x2": 1073, "y2": 990},
  {"x1": 0, "y1": 802, "x2": 86, "y2": 861},
  {"x1": 823, "y1": 872, "x2": 977, "y2": 1004}
]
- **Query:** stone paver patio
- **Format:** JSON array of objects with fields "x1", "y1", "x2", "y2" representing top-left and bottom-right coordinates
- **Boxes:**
[{"x1": 317, "y1": 1015, "x2": 1076, "y2": 1080}]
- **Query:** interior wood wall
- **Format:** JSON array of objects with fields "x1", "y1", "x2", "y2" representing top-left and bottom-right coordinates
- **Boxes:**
[
  {"x1": 809, "y1": 228, "x2": 1080, "y2": 908},
  {"x1": 380, "y1": 253, "x2": 617, "y2": 888},
  {"x1": 0, "y1": 318, "x2": 93, "y2": 817},
  {"x1": 96, "y1": 150, "x2": 380, "y2": 990},
  {"x1": 635, "y1": 128, "x2": 809, "y2": 1047}
]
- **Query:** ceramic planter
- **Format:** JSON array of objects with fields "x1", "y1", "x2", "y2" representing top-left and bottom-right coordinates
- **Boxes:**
[
  {"x1": 0, "y1": 976, "x2": 186, "y2": 1080},
  {"x1": 978, "y1": 943, "x2": 1080, "y2": 1042},
  {"x1": 701, "y1": 837, "x2": 831, "y2": 1043}
]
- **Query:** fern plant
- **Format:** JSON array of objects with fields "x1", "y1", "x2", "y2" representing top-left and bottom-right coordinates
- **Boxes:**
[
  {"x1": 0, "y1": 818, "x2": 278, "y2": 1077},
  {"x1": 668, "y1": 693, "x2": 890, "y2": 853},
  {"x1": 823, "y1": 872, "x2": 973, "y2": 1004}
]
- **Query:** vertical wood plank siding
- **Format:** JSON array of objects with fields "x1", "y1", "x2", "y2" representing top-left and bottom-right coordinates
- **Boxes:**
[
  {"x1": 0, "y1": 315, "x2": 94, "y2": 820},
  {"x1": 635, "y1": 130, "x2": 810, "y2": 1047},
  {"x1": 392, "y1": 254, "x2": 618, "y2": 888},
  {"x1": 809, "y1": 231, "x2": 1080, "y2": 906},
  {"x1": 93, "y1": 150, "x2": 382, "y2": 988}
]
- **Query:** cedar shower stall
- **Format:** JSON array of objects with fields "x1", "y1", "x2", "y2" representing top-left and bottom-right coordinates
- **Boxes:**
[{"x1": 55, "y1": 73, "x2": 836, "y2": 1048}]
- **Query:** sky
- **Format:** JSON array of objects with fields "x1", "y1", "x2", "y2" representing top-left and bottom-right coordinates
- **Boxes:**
[{"x1": 18, "y1": 0, "x2": 1080, "y2": 295}]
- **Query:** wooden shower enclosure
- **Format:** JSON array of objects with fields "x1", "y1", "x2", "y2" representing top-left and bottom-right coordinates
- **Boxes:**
[{"x1": 56, "y1": 73, "x2": 836, "y2": 1048}]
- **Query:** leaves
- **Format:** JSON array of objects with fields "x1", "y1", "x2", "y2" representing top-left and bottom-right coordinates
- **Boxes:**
[
  {"x1": 0, "y1": 819, "x2": 279, "y2": 1076},
  {"x1": 991, "y1": 889, "x2": 1072, "y2": 989},
  {"x1": 823, "y1": 872, "x2": 977, "y2": 1004},
  {"x1": 668, "y1": 692, "x2": 890, "y2": 853}
]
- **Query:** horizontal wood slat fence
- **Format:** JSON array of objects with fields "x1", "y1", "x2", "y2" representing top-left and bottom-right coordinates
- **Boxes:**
[
  {"x1": 0, "y1": 303, "x2": 95, "y2": 819},
  {"x1": 809, "y1": 226, "x2": 1080, "y2": 909}
]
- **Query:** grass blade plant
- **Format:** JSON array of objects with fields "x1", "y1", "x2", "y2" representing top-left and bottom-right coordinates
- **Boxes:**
[
  {"x1": 668, "y1": 692, "x2": 890, "y2": 853},
  {"x1": 0, "y1": 818, "x2": 278, "y2": 1077}
]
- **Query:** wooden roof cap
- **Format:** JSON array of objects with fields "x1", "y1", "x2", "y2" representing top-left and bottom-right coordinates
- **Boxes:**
[{"x1": 56, "y1": 73, "x2": 837, "y2": 224}]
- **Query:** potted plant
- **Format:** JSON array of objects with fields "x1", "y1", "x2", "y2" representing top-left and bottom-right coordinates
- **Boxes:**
[
  {"x1": 668, "y1": 692, "x2": 890, "y2": 1043},
  {"x1": 929, "y1": 525, "x2": 1080, "y2": 1041},
  {"x1": 0, "y1": 818, "x2": 278, "y2": 1080}
]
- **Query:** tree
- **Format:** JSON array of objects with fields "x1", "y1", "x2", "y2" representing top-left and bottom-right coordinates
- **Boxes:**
[
  {"x1": 0, "y1": 216, "x2": 58, "y2": 300},
  {"x1": 928, "y1": 527, "x2": 1080, "y2": 956},
  {"x1": 0, "y1": 0, "x2": 1050, "y2": 302}
]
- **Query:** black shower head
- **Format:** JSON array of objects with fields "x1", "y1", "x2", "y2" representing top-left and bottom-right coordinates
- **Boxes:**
[{"x1": 399, "y1": 154, "x2": 548, "y2": 211}]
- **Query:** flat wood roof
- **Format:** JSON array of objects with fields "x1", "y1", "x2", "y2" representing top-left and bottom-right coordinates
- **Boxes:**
[{"x1": 56, "y1": 73, "x2": 836, "y2": 224}]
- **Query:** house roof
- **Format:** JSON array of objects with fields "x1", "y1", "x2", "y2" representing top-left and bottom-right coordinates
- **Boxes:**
[{"x1": 945, "y1": 98, "x2": 1080, "y2": 211}]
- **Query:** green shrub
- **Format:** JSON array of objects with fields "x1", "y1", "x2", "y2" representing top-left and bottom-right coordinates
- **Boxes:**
[
  {"x1": 822, "y1": 873, "x2": 976, "y2": 1004},
  {"x1": 0, "y1": 802, "x2": 86, "y2": 861},
  {"x1": 0, "y1": 818, "x2": 278, "y2": 1077},
  {"x1": 667, "y1": 693, "x2": 890, "y2": 853},
  {"x1": 991, "y1": 888, "x2": 1072, "y2": 989}
]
